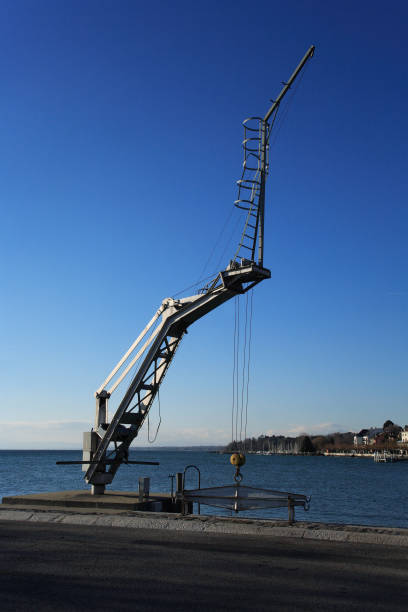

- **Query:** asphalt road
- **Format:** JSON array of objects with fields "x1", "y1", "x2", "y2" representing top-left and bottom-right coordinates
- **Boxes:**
[{"x1": 1, "y1": 519, "x2": 407, "y2": 611}]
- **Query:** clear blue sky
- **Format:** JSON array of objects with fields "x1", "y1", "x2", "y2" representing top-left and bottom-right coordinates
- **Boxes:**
[{"x1": 0, "y1": 0, "x2": 407, "y2": 448}]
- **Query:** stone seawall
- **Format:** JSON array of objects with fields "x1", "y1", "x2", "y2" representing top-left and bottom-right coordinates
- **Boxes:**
[{"x1": 1, "y1": 506, "x2": 408, "y2": 547}]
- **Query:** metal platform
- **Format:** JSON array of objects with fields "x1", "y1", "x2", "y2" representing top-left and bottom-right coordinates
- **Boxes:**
[{"x1": 180, "y1": 483, "x2": 310, "y2": 522}]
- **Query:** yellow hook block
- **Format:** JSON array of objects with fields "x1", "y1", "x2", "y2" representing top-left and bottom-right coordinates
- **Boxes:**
[{"x1": 230, "y1": 452, "x2": 246, "y2": 467}]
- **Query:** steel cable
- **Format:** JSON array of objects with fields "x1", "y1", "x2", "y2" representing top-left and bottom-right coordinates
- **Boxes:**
[
  {"x1": 147, "y1": 387, "x2": 161, "y2": 443},
  {"x1": 231, "y1": 295, "x2": 238, "y2": 445},
  {"x1": 235, "y1": 295, "x2": 240, "y2": 444},
  {"x1": 239, "y1": 291, "x2": 249, "y2": 449},
  {"x1": 244, "y1": 289, "x2": 254, "y2": 446}
]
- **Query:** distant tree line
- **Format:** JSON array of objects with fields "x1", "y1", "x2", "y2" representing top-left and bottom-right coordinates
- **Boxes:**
[
  {"x1": 225, "y1": 420, "x2": 407, "y2": 454},
  {"x1": 225, "y1": 433, "x2": 323, "y2": 454}
]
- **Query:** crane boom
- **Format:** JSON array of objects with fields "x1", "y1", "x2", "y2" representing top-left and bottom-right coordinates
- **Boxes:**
[
  {"x1": 85, "y1": 263, "x2": 269, "y2": 488},
  {"x1": 83, "y1": 46, "x2": 315, "y2": 493}
]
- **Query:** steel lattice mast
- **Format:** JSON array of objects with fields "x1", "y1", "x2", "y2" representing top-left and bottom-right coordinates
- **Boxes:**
[{"x1": 234, "y1": 45, "x2": 315, "y2": 268}]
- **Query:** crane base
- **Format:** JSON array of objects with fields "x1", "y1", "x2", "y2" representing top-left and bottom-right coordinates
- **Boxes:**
[{"x1": 1, "y1": 490, "x2": 185, "y2": 513}]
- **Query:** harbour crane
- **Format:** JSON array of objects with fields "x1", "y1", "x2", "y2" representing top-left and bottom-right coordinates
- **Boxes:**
[{"x1": 82, "y1": 46, "x2": 315, "y2": 495}]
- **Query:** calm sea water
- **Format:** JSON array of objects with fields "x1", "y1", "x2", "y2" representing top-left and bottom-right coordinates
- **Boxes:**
[{"x1": 1, "y1": 450, "x2": 407, "y2": 528}]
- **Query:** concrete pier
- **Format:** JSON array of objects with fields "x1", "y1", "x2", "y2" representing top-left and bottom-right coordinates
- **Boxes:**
[{"x1": 2, "y1": 489, "x2": 174, "y2": 512}]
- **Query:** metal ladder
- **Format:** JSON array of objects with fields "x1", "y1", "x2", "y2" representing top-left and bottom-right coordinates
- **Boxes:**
[{"x1": 233, "y1": 117, "x2": 269, "y2": 263}]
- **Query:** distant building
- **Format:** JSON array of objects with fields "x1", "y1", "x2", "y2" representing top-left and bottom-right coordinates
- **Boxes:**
[
  {"x1": 366, "y1": 427, "x2": 383, "y2": 445},
  {"x1": 354, "y1": 425, "x2": 404, "y2": 447},
  {"x1": 374, "y1": 432, "x2": 386, "y2": 445},
  {"x1": 353, "y1": 435, "x2": 363, "y2": 447},
  {"x1": 367, "y1": 427, "x2": 383, "y2": 438},
  {"x1": 354, "y1": 429, "x2": 369, "y2": 447}
]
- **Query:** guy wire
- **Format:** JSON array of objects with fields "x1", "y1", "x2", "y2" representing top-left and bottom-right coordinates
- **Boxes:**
[
  {"x1": 147, "y1": 388, "x2": 161, "y2": 443},
  {"x1": 197, "y1": 206, "x2": 235, "y2": 285}
]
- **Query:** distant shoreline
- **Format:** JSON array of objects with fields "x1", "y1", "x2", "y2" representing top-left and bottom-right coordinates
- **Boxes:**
[
  {"x1": 0, "y1": 446, "x2": 225, "y2": 452},
  {"x1": 215, "y1": 450, "x2": 408, "y2": 459}
]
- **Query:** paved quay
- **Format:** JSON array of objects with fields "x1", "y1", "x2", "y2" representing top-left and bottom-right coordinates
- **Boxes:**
[
  {"x1": 1, "y1": 492, "x2": 408, "y2": 610},
  {"x1": 1, "y1": 516, "x2": 408, "y2": 612},
  {"x1": 3, "y1": 489, "x2": 408, "y2": 547}
]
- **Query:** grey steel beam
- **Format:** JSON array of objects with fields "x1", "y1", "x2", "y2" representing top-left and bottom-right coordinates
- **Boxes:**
[
  {"x1": 264, "y1": 45, "x2": 315, "y2": 122},
  {"x1": 257, "y1": 45, "x2": 315, "y2": 266}
]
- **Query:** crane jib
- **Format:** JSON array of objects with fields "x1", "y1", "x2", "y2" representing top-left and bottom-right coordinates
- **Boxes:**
[{"x1": 81, "y1": 46, "x2": 315, "y2": 493}]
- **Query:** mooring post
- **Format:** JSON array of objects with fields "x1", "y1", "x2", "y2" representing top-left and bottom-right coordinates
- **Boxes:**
[
  {"x1": 168, "y1": 473, "x2": 175, "y2": 500},
  {"x1": 138, "y1": 477, "x2": 150, "y2": 502},
  {"x1": 176, "y1": 472, "x2": 183, "y2": 494},
  {"x1": 176, "y1": 472, "x2": 185, "y2": 513},
  {"x1": 288, "y1": 496, "x2": 295, "y2": 524}
]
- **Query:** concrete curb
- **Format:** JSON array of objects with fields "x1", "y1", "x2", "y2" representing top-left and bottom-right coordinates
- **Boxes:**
[{"x1": 1, "y1": 507, "x2": 408, "y2": 547}]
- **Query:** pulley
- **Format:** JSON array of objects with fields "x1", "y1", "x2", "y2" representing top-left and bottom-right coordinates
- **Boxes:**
[{"x1": 230, "y1": 452, "x2": 246, "y2": 482}]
